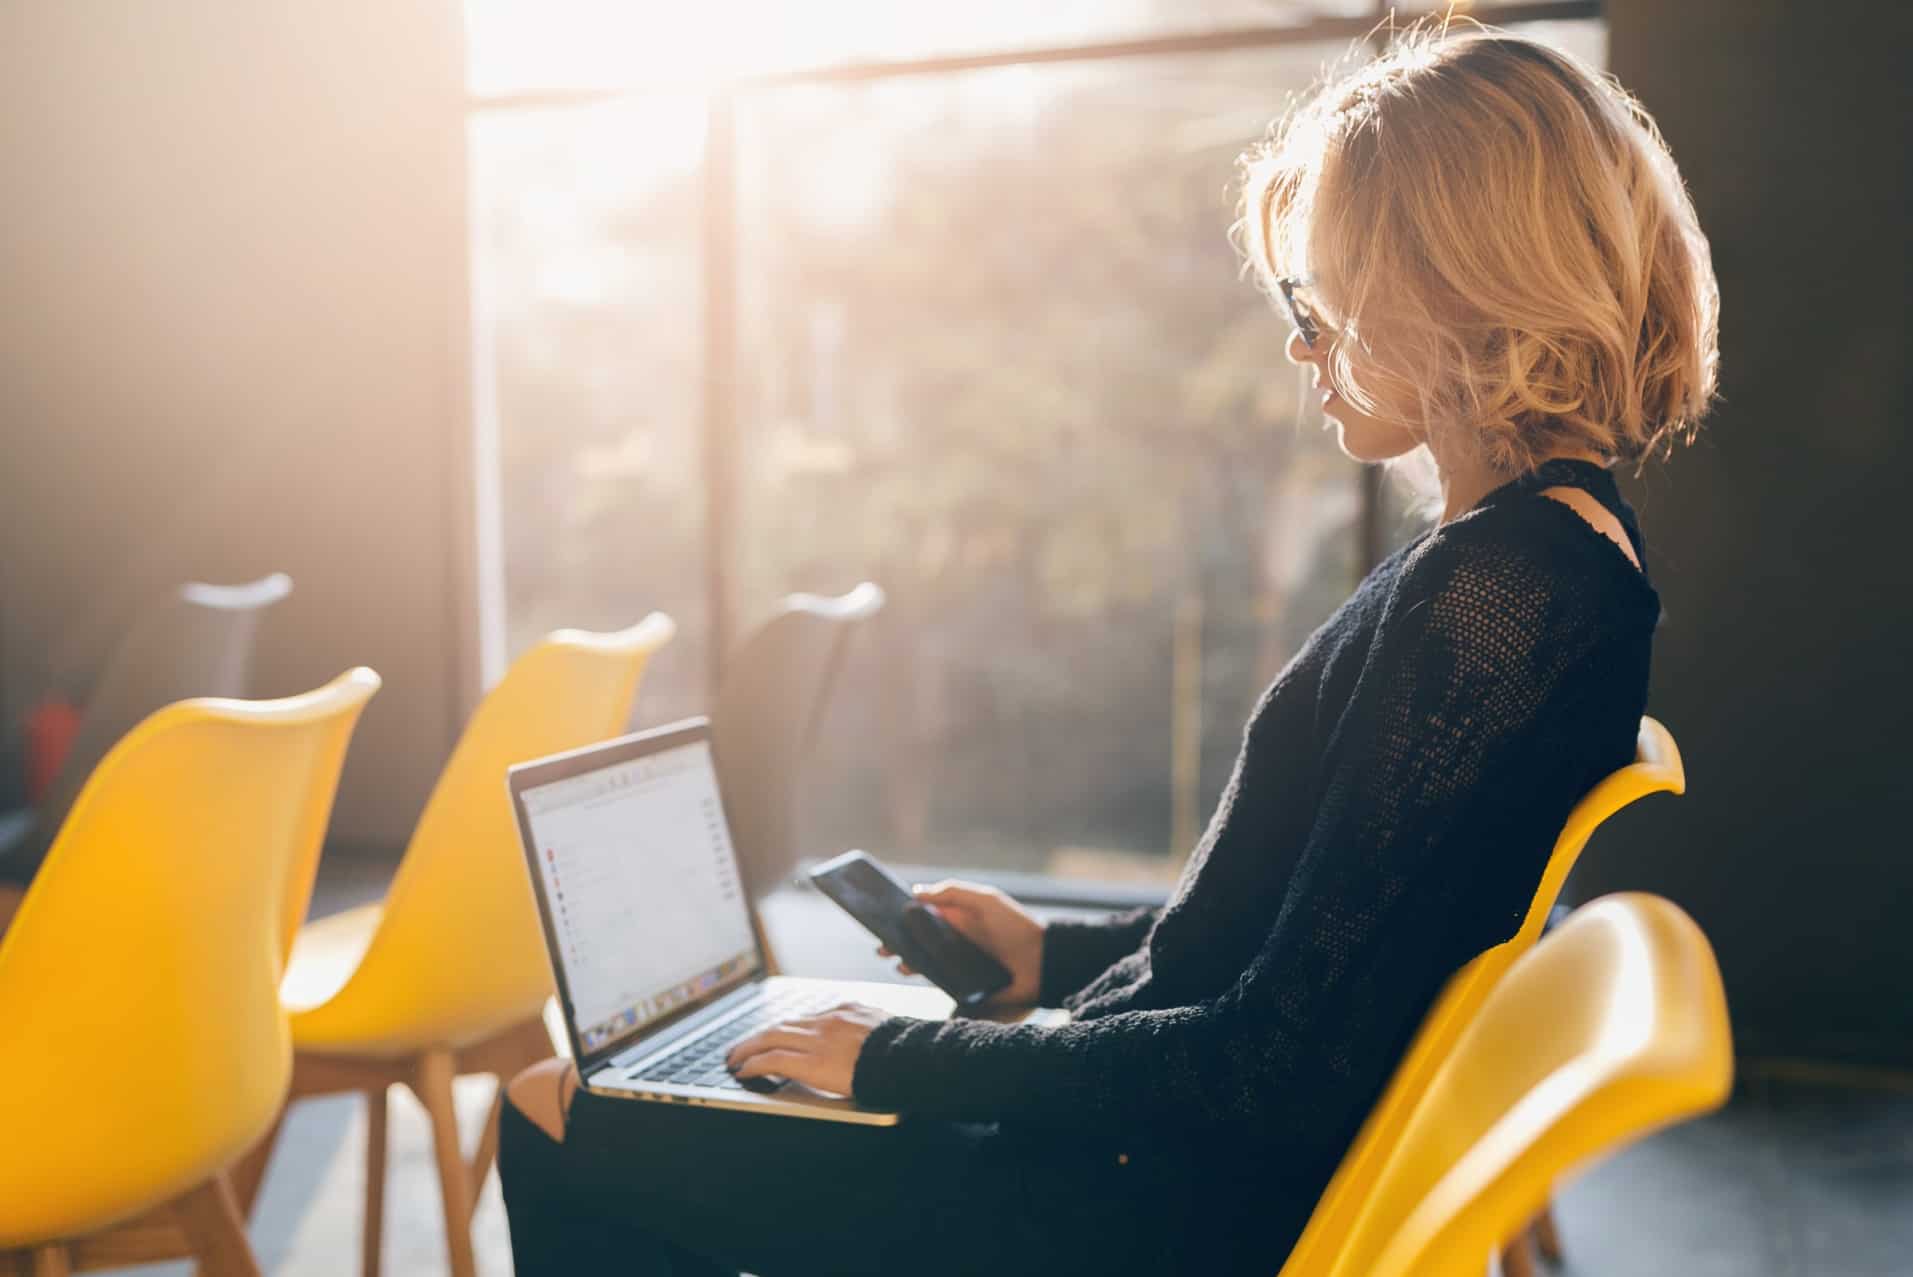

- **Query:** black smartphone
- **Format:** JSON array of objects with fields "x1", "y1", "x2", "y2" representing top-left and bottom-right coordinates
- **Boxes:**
[{"x1": 808, "y1": 850, "x2": 1012, "y2": 1010}]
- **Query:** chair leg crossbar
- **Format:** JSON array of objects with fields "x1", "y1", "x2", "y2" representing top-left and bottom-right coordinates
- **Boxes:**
[
  {"x1": 233, "y1": 1015, "x2": 551, "y2": 1277},
  {"x1": 0, "y1": 1174, "x2": 260, "y2": 1277}
]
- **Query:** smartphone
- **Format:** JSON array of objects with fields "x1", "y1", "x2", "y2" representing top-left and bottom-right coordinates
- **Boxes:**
[{"x1": 808, "y1": 850, "x2": 1013, "y2": 1010}]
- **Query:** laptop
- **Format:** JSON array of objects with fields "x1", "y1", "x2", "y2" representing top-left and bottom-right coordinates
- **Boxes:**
[{"x1": 507, "y1": 716, "x2": 953, "y2": 1124}]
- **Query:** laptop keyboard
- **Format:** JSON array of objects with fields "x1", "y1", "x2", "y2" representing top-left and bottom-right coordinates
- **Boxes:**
[{"x1": 628, "y1": 987, "x2": 843, "y2": 1092}]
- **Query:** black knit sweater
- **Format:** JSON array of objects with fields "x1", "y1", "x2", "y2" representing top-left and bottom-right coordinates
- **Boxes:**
[{"x1": 851, "y1": 459, "x2": 1661, "y2": 1246}]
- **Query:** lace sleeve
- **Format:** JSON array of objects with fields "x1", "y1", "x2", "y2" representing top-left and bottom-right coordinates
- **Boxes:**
[
  {"x1": 1037, "y1": 907, "x2": 1159, "y2": 1007},
  {"x1": 853, "y1": 537, "x2": 1627, "y2": 1148}
]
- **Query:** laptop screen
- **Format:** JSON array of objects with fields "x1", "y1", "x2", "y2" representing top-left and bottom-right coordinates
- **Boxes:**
[{"x1": 519, "y1": 738, "x2": 759, "y2": 1061}]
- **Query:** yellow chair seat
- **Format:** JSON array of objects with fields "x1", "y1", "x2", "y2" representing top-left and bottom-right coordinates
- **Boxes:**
[
  {"x1": 282, "y1": 903, "x2": 382, "y2": 1023},
  {"x1": 249, "y1": 616, "x2": 675, "y2": 1277},
  {"x1": 1279, "y1": 716, "x2": 1685, "y2": 1276},
  {"x1": 0, "y1": 669, "x2": 377, "y2": 1268},
  {"x1": 283, "y1": 886, "x2": 529, "y2": 1057},
  {"x1": 282, "y1": 615, "x2": 676, "y2": 1061},
  {"x1": 1337, "y1": 893, "x2": 1733, "y2": 1277}
]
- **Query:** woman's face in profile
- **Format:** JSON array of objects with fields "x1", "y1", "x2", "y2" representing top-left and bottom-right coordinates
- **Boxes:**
[{"x1": 1284, "y1": 325, "x2": 1422, "y2": 464}]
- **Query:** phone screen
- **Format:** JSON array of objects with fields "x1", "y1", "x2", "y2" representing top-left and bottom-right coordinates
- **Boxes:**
[{"x1": 809, "y1": 851, "x2": 1012, "y2": 1008}]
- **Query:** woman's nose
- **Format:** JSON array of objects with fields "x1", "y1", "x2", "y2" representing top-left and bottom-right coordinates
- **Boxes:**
[{"x1": 1284, "y1": 327, "x2": 1315, "y2": 367}]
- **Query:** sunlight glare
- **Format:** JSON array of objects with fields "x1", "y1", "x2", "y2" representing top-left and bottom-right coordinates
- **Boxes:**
[{"x1": 466, "y1": 0, "x2": 1168, "y2": 96}]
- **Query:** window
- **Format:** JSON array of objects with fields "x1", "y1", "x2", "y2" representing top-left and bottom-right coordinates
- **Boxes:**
[
  {"x1": 468, "y1": 96, "x2": 711, "y2": 723},
  {"x1": 465, "y1": 5, "x2": 1605, "y2": 888},
  {"x1": 730, "y1": 49, "x2": 1364, "y2": 884}
]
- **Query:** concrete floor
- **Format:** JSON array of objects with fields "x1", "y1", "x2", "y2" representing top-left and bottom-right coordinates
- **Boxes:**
[{"x1": 96, "y1": 858, "x2": 1913, "y2": 1276}]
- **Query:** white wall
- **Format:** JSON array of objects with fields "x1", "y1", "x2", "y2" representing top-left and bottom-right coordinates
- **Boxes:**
[{"x1": 0, "y1": 0, "x2": 476, "y2": 846}]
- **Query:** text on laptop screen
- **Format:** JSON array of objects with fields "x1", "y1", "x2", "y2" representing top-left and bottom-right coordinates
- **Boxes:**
[{"x1": 520, "y1": 741, "x2": 758, "y2": 1054}]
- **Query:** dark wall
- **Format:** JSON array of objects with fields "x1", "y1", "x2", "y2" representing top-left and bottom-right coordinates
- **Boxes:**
[
  {"x1": 0, "y1": 2, "x2": 475, "y2": 846},
  {"x1": 1581, "y1": 0, "x2": 1913, "y2": 1060}
]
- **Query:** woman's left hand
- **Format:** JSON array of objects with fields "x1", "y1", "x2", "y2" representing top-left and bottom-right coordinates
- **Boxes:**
[{"x1": 726, "y1": 1003, "x2": 887, "y2": 1098}]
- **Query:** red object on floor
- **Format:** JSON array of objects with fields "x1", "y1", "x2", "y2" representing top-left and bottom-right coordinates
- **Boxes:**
[{"x1": 24, "y1": 697, "x2": 81, "y2": 802}]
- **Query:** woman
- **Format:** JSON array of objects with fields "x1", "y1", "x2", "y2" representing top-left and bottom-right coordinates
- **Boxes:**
[{"x1": 499, "y1": 24, "x2": 1718, "y2": 1275}]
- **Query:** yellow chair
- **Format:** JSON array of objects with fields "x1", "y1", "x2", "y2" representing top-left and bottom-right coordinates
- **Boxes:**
[
  {"x1": 0, "y1": 669, "x2": 380, "y2": 1276},
  {"x1": 261, "y1": 615, "x2": 674, "y2": 1277},
  {"x1": 1278, "y1": 716, "x2": 1684, "y2": 1277},
  {"x1": 1328, "y1": 893, "x2": 1734, "y2": 1277}
]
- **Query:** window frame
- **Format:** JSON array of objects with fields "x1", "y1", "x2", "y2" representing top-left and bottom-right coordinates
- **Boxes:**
[{"x1": 461, "y1": 1, "x2": 1602, "y2": 904}]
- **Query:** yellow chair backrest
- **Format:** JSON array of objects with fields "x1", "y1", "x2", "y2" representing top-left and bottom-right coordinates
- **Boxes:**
[
  {"x1": 1335, "y1": 893, "x2": 1733, "y2": 1277},
  {"x1": 288, "y1": 616, "x2": 673, "y2": 1053},
  {"x1": 1279, "y1": 716, "x2": 1684, "y2": 1276},
  {"x1": 0, "y1": 669, "x2": 379, "y2": 1246},
  {"x1": 277, "y1": 665, "x2": 374, "y2": 966}
]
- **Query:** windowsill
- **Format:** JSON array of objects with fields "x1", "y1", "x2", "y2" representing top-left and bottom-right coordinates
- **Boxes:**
[{"x1": 789, "y1": 858, "x2": 1171, "y2": 913}]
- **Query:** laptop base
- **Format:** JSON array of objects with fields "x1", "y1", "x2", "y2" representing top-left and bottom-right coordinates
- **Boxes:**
[{"x1": 583, "y1": 977, "x2": 953, "y2": 1125}]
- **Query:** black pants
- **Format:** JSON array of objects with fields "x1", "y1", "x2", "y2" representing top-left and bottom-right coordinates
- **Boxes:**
[{"x1": 497, "y1": 1089, "x2": 1284, "y2": 1276}]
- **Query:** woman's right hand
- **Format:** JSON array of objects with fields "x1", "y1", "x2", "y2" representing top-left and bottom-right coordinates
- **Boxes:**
[{"x1": 877, "y1": 879, "x2": 1044, "y2": 1008}]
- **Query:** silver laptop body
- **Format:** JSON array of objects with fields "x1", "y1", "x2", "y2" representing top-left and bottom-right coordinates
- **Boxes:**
[{"x1": 507, "y1": 717, "x2": 950, "y2": 1125}]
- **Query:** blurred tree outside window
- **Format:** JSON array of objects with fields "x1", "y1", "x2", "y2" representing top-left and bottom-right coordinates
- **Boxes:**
[
  {"x1": 470, "y1": 98, "x2": 712, "y2": 725},
  {"x1": 465, "y1": 8, "x2": 1605, "y2": 888}
]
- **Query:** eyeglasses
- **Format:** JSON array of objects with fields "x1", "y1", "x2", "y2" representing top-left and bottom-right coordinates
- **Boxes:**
[{"x1": 1276, "y1": 274, "x2": 1325, "y2": 350}]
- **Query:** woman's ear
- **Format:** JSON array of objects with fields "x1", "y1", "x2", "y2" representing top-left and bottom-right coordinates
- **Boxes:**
[{"x1": 1284, "y1": 328, "x2": 1315, "y2": 367}]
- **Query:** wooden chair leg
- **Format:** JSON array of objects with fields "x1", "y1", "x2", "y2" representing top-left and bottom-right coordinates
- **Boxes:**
[
  {"x1": 173, "y1": 1175, "x2": 261, "y2": 1277},
  {"x1": 28, "y1": 1246, "x2": 70, "y2": 1277},
  {"x1": 451, "y1": 1016, "x2": 548, "y2": 1214},
  {"x1": 467, "y1": 1081, "x2": 506, "y2": 1214},
  {"x1": 1500, "y1": 1228, "x2": 1539, "y2": 1277},
  {"x1": 1533, "y1": 1201, "x2": 1563, "y2": 1262},
  {"x1": 363, "y1": 1085, "x2": 388, "y2": 1277},
  {"x1": 414, "y1": 1049, "x2": 478, "y2": 1277},
  {"x1": 228, "y1": 1109, "x2": 285, "y2": 1219}
]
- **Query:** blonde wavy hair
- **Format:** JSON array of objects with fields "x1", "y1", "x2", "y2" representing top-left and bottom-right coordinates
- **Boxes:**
[{"x1": 1239, "y1": 22, "x2": 1719, "y2": 473}]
